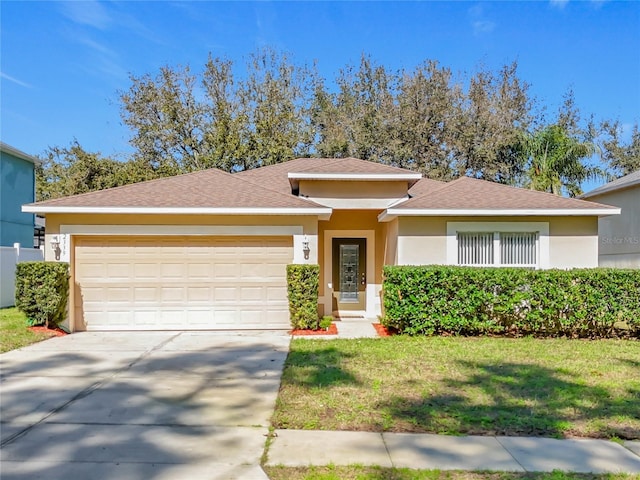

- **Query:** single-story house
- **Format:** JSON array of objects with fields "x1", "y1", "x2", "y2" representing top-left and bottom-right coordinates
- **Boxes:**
[
  {"x1": 580, "y1": 170, "x2": 640, "y2": 268},
  {"x1": 23, "y1": 157, "x2": 619, "y2": 332}
]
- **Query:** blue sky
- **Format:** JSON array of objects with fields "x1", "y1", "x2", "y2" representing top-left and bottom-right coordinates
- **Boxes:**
[{"x1": 2, "y1": 1, "x2": 639, "y2": 187}]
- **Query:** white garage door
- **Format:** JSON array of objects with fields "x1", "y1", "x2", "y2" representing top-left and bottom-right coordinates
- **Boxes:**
[{"x1": 74, "y1": 236, "x2": 293, "y2": 331}]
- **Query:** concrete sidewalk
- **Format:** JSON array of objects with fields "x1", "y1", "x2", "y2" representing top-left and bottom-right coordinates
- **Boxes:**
[
  {"x1": 266, "y1": 429, "x2": 640, "y2": 474},
  {"x1": 294, "y1": 318, "x2": 380, "y2": 340}
]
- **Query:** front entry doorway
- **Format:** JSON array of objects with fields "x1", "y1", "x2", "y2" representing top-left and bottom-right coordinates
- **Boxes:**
[{"x1": 332, "y1": 238, "x2": 366, "y2": 311}]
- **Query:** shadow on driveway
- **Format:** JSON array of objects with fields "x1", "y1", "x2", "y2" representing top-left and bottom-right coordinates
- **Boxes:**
[{"x1": 0, "y1": 331, "x2": 290, "y2": 479}]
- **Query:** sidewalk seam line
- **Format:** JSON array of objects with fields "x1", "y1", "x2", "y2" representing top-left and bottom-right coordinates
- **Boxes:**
[
  {"x1": 495, "y1": 436, "x2": 527, "y2": 472},
  {"x1": 380, "y1": 432, "x2": 394, "y2": 468}
]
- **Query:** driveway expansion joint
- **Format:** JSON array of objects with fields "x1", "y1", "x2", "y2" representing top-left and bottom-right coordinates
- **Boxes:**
[
  {"x1": 0, "y1": 379, "x2": 105, "y2": 447},
  {"x1": 0, "y1": 334, "x2": 188, "y2": 446}
]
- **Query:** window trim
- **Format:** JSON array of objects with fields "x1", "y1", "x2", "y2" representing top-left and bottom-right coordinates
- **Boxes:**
[{"x1": 446, "y1": 222, "x2": 549, "y2": 269}]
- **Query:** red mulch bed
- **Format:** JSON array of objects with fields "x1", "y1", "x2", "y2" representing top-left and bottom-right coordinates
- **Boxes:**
[
  {"x1": 373, "y1": 323, "x2": 395, "y2": 337},
  {"x1": 28, "y1": 326, "x2": 67, "y2": 337},
  {"x1": 290, "y1": 323, "x2": 338, "y2": 336}
]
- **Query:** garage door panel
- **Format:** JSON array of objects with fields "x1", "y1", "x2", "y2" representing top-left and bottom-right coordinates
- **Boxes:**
[
  {"x1": 77, "y1": 263, "x2": 105, "y2": 280},
  {"x1": 132, "y1": 287, "x2": 157, "y2": 302},
  {"x1": 134, "y1": 263, "x2": 159, "y2": 280},
  {"x1": 187, "y1": 263, "x2": 212, "y2": 278},
  {"x1": 187, "y1": 287, "x2": 211, "y2": 302},
  {"x1": 134, "y1": 310, "x2": 159, "y2": 326},
  {"x1": 239, "y1": 287, "x2": 265, "y2": 302},
  {"x1": 240, "y1": 263, "x2": 266, "y2": 277},
  {"x1": 75, "y1": 236, "x2": 293, "y2": 331},
  {"x1": 161, "y1": 263, "x2": 186, "y2": 278}
]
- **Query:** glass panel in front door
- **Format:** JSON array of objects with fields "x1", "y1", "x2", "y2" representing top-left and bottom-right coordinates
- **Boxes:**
[{"x1": 339, "y1": 244, "x2": 359, "y2": 302}]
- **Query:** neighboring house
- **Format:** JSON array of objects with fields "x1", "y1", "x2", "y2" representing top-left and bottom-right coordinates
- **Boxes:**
[
  {"x1": 23, "y1": 157, "x2": 619, "y2": 332},
  {"x1": 1, "y1": 142, "x2": 44, "y2": 307},
  {"x1": 580, "y1": 170, "x2": 640, "y2": 268},
  {"x1": 1, "y1": 142, "x2": 41, "y2": 247}
]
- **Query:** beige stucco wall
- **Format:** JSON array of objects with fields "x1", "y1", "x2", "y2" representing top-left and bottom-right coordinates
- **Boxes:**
[
  {"x1": 299, "y1": 180, "x2": 409, "y2": 199},
  {"x1": 394, "y1": 215, "x2": 599, "y2": 268},
  {"x1": 43, "y1": 213, "x2": 319, "y2": 262},
  {"x1": 547, "y1": 216, "x2": 599, "y2": 268},
  {"x1": 317, "y1": 209, "x2": 386, "y2": 295},
  {"x1": 396, "y1": 216, "x2": 447, "y2": 265},
  {"x1": 585, "y1": 187, "x2": 639, "y2": 268},
  {"x1": 384, "y1": 218, "x2": 399, "y2": 265},
  {"x1": 45, "y1": 213, "x2": 319, "y2": 232}
]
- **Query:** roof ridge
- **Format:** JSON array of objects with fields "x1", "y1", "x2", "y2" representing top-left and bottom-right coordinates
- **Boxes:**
[{"x1": 290, "y1": 157, "x2": 345, "y2": 173}]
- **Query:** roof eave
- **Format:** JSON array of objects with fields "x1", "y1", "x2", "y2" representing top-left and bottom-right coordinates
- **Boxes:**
[
  {"x1": 580, "y1": 179, "x2": 640, "y2": 199},
  {"x1": 1, "y1": 142, "x2": 42, "y2": 165},
  {"x1": 378, "y1": 207, "x2": 621, "y2": 222},
  {"x1": 288, "y1": 172, "x2": 422, "y2": 190},
  {"x1": 22, "y1": 205, "x2": 333, "y2": 220}
]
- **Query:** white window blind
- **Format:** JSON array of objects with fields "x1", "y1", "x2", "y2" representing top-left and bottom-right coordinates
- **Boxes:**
[
  {"x1": 500, "y1": 232, "x2": 537, "y2": 267},
  {"x1": 457, "y1": 232, "x2": 537, "y2": 267},
  {"x1": 458, "y1": 232, "x2": 494, "y2": 265}
]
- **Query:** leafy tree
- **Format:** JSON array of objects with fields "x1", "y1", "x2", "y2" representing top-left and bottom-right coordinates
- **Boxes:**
[
  {"x1": 120, "y1": 65, "x2": 208, "y2": 175},
  {"x1": 202, "y1": 55, "x2": 246, "y2": 172},
  {"x1": 523, "y1": 124, "x2": 603, "y2": 196},
  {"x1": 237, "y1": 48, "x2": 317, "y2": 170},
  {"x1": 393, "y1": 60, "x2": 461, "y2": 179},
  {"x1": 120, "y1": 49, "x2": 315, "y2": 174},
  {"x1": 453, "y1": 62, "x2": 534, "y2": 184},
  {"x1": 313, "y1": 54, "x2": 396, "y2": 163},
  {"x1": 36, "y1": 141, "x2": 143, "y2": 201},
  {"x1": 39, "y1": 48, "x2": 619, "y2": 199},
  {"x1": 600, "y1": 121, "x2": 640, "y2": 176}
]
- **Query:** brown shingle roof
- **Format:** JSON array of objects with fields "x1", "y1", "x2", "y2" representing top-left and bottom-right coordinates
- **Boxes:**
[
  {"x1": 407, "y1": 178, "x2": 446, "y2": 198},
  {"x1": 396, "y1": 177, "x2": 618, "y2": 211},
  {"x1": 26, "y1": 168, "x2": 322, "y2": 210},
  {"x1": 26, "y1": 159, "x2": 616, "y2": 215},
  {"x1": 236, "y1": 157, "x2": 419, "y2": 194}
]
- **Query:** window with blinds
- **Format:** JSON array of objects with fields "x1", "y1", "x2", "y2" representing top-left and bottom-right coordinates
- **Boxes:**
[
  {"x1": 458, "y1": 232, "x2": 494, "y2": 265},
  {"x1": 500, "y1": 232, "x2": 537, "y2": 267},
  {"x1": 457, "y1": 232, "x2": 537, "y2": 267}
]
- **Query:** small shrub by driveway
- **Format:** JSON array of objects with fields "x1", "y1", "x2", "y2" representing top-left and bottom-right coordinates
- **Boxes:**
[
  {"x1": 272, "y1": 337, "x2": 640, "y2": 439},
  {"x1": 15, "y1": 261, "x2": 70, "y2": 328},
  {"x1": 0, "y1": 307, "x2": 58, "y2": 353}
]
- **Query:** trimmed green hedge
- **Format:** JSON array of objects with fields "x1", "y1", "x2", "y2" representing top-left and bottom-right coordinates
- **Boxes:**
[
  {"x1": 382, "y1": 266, "x2": 640, "y2": 338},
  {"x1": 15, "y1": 262, "x2": 70, "y2": 328},
  {"x1": 286, "y1": 264, "x2": 320, "y2": 330}
]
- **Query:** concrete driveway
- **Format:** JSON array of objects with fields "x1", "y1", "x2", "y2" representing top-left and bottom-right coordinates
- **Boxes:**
[{"x1": 0, "y1": 331, "x2": 290, "y2": 479}]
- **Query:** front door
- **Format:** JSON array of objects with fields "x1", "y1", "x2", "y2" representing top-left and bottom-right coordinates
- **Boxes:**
[{"x1": 332, "y1": 238, "x2": 366, "y2": 311}]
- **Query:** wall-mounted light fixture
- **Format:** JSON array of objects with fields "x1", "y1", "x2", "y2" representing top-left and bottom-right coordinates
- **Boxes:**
[
  {"x1": 50, "y1": 236, "x2": 61, "y2": 261},
  {"x1": 302, "y1": 235, "x2": 310, "y2": 260}
]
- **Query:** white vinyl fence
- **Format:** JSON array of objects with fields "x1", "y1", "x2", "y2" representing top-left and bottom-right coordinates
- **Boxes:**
[{"x1": 0, "y1": 243, "x2": 44, "y2": 308}]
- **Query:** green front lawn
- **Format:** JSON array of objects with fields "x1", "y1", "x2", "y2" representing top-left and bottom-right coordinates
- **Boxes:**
[
  {"x1": 265, "y1": 466, "x2": 637, "y2": 480},
  {"x1": 272, "y1": 337, "x2": 640, "y2": 439},
  {"x1": 0, "y1": 307, "x2": 57, "y2": 353}
]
